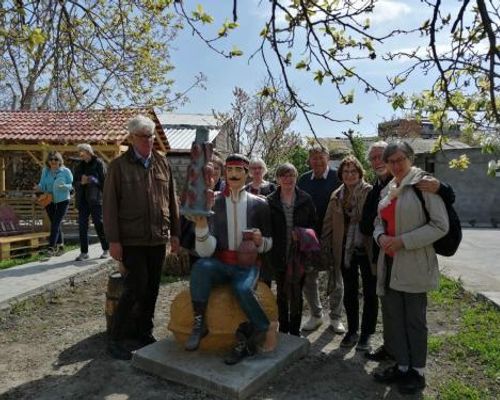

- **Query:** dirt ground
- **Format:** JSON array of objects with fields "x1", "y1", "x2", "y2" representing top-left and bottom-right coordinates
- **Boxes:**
[{"x1": 0, "y1": 266, "x2": 494, "y2": 400}]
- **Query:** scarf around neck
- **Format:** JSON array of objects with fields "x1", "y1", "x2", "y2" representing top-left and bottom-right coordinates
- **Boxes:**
[{"x1": 378, "y1": 166, "x2": 423, "y2": 211}]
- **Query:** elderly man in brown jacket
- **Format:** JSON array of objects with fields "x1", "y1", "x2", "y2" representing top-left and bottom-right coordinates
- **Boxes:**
[{"x1": 103, "y1": 114, "x2": 180, "y2": 360}]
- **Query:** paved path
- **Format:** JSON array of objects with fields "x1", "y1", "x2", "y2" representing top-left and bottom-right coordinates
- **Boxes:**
[
  {"x1": 439, "y1": 228, "x2": 500, "y2": 308},
  {"x1": 0, "y1": 229, "x2": 498, "y2": 312},
  {"x1": 0, "y1": 243, "x2": 112, "y2": 312}
]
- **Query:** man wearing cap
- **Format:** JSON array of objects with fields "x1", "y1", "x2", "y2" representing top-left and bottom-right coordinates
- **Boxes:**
[
  {"x1": 297, "y1": 146, "x2": 344, "y2": 334},
  {"x1": 74, "y1": 143, "x2": 109, "y2": 261},
  {"x1": 184, "y1": 153, "x2": 273, "y2": 365},
  {"x1": 103, "y1": 115, "x2": 180, "y2": 360}
]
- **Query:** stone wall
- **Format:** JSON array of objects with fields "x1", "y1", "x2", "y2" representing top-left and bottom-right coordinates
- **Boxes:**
[
  {"x1": 167, "y1": 153, "x2": 191, "y2": 194},
  {"x1": 416, "y1": 148, "x2": 500, "y2": 227}
]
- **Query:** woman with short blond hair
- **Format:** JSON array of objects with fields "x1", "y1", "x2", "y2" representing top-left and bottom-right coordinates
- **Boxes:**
[
  {"x1": 245, "y1": 157, "x2": 276, "y2": 197},
  {"x1": 36, "y1": 151, "x2": 73, "y2": 256}
]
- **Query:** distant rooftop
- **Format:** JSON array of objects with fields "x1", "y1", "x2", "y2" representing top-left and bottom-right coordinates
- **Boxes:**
[{"x1": 310, "y1": 136, "x2": 471, "y2": 155}]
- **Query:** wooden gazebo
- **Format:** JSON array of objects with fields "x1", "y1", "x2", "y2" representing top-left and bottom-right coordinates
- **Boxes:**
[
  {"x1": 0, "y1": 108, "x2": 169, "y2": 259},
  {"x1": 0, "y1": 107, "x2": 169, "y2": 191}
]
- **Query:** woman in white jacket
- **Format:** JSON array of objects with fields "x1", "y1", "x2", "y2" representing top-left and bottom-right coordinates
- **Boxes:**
[{"x1": 372, "y1": 141, "x2": 449, "y2": 395}]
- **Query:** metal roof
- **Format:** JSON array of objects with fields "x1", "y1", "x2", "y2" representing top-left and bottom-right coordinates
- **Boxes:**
[
  {"x1": 166, "y1": 128, "x2": 220, "y2": 152},
  {"x1": 157, "y1": 112, "x2": 219, "y2": 128}
]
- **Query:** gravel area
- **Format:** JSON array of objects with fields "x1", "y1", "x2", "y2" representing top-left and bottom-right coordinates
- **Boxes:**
[{"x1": 0, "y1": 269, "x2": 483, "y2": 399}]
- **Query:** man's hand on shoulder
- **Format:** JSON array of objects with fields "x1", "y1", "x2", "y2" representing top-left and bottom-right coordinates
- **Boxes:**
[{"x1": 415, "y1": 176, "x2": 440, "y2": 194}]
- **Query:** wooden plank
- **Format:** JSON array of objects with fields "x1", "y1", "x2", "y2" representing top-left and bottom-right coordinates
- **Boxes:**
[
  {"x1": 0, "y1": 232, "x2": 49, "y2": 260},
  {"x1": 0, "y1": 243, "x2": 11, "y2": 260},
  {"x1": 0, "y1": 232, "x2": 50, "y2": 244}
]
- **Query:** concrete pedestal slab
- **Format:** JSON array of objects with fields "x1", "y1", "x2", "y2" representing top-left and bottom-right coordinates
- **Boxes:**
[{"x1": 132, "y1": 333, "x2": 310, "y2": 399}]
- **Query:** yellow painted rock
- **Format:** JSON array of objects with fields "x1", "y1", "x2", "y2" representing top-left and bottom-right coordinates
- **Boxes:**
[{"x1": 168, "y1": 282, "x2": 278, "y2": 351}]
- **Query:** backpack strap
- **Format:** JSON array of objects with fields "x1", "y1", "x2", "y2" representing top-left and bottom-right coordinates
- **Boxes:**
[{"x1": 412, "y1": 185, "x2": 430, "y2": 223}]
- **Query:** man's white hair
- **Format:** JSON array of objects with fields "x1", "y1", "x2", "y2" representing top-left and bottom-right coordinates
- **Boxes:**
[
  {"x1": 127, "y1": 114, "x2": 156, "y2": 136},
  {"x1": 367, "y1": 140, "x2": 388, "y2": 160}
]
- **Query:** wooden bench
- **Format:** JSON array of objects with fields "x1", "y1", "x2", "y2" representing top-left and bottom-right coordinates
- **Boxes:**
[
  {"x1": 0, "y1": 231, "x2": 50, "y2": 260},
  {"x1": 0, "y1": 190, "x2": 78, "y2": 229},
  {"x1": 0, "y1": 202, "x2": 50, "y2": 260}
]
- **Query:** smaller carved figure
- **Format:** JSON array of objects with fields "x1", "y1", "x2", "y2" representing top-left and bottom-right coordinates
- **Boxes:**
[{"x1": 180, "y1": 127, "x2": 214, "y2": 217}]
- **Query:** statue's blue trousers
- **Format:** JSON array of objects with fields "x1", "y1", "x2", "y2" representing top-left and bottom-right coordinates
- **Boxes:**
[{"x1": 190, "y1": 257, "x2": 270, "y2": 332}]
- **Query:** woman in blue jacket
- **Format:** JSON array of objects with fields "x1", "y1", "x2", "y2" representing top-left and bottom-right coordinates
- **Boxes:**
[{"x1": 36, "y1": 151, "x2": 73, "y2": 256}]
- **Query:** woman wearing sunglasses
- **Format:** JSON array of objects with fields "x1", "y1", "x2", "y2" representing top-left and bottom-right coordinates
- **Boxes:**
[{"x1": 36, "y1": 151, "x2": 74, "y2": 257}]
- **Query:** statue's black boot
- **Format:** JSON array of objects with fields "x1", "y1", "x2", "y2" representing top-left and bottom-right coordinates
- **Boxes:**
[{"x1": 185, "y1": 301, "x2": 208, "y2": 351}]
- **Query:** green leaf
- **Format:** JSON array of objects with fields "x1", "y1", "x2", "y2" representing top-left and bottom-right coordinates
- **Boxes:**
[
  {"x1": 295, "y1": 60, "x2": 307, "y2": 70},
  {"x1": 218, "y1": 26, "x2": 227, "y2": 37},
  {"x1": 27, "y1": 27, "x2": 46, "y2": 51},
  {"x1": 449, "y1": 154, "x2": 470, "y2": 170},
  {"x1": 341, "y1": 90, "x2": 354, "y2": 105},
  {"x1": 391, "y1": 94, "x2": 406, "y2": 110},
  {"x1": 229, "y1": 46, "x2": 243, "y2": 57},
  {"x1": 314, "y1": 71, "x2": 325, "y2": 85}
]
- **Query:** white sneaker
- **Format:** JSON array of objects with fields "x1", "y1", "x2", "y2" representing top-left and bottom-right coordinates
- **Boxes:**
[
  {"x1": 302, "y1": 316, "x2": 323, "y2": 331},
  {"x1": 329, "y1": 319, "x2": 346, "y2": 334},
  {"x1": 100, "y1": 250, "x2": 110, "y2": 259},
  {"x1": 75, "y1": 253, "x2": 89, "y2": 261}
]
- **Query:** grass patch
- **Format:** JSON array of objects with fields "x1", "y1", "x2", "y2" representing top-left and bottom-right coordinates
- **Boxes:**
[
  {"x1": 430, "y1": 274, "x2": 500, "y2": 398},
  {"x1": 428, "y1": 335, "x2": 446, "y2": 354},
  {"x1": 0, "y1": 244, "x2": 79, "y2": 270},
  {"x1": 430, "y1": 275, "x2": 463, "y2": 306},
  {"x1": 437, "y1": 378, "x2": 492, "y2": 400},
  {"x1": 448, "y1": 302, "x2": 500, "y2": 379},
  {"x1": 0, "y1": 254, "x2": 40, "y2": 270}
]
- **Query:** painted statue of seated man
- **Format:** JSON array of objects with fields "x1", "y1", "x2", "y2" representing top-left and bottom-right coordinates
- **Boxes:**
[{"x1": 185, "y1": 153, "x2": 273, "y2": 365}]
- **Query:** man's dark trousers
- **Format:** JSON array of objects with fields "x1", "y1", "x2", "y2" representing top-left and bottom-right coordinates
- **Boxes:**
[
  {"x1": 110, "y1": 245, "x2": 166, "y2": 340},
  {"x1": 78, "y1": 200, "x2": 109, "y2": 254}
]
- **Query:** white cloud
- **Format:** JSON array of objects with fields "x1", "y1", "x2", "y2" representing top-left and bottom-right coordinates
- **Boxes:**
[
  {"x1": 391, "y1": 40, "x2": 490, "y2": 63},
  {"x1": 370, "y1": 0, "x2": 412, "y2": 24}
]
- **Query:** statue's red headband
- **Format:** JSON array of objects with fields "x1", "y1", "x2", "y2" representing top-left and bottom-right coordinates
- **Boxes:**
[{"x1": 226, "y1": 160, "x2": 249, "y2": 168}]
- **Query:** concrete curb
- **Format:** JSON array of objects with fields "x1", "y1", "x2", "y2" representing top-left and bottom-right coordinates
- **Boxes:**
[
  {"x1": 0, "y1": 260, "x2": 115, "y2": 316},
  {"x1": 476, "y1": 291, "x2": 500, "y2": 311}
]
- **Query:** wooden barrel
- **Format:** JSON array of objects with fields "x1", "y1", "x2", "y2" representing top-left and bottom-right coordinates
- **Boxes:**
[{"x1": 105, "y1": 271, "x2": 124, "y2": 333}]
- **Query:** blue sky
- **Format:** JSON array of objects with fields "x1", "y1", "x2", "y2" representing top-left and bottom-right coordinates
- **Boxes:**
[{"x1": 169, "y1": 1, "x2": 460, "y2": 138}]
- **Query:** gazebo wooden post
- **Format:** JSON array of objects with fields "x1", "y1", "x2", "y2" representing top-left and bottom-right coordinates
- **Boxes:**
[{"x1": 0, "y1": 156, "x2": 5, "y2": 192}]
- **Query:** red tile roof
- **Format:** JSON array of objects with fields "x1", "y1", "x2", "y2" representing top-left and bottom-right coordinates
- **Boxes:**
[{"x1": 0, "y1": 108, "x2": 169, "y2": 150}]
